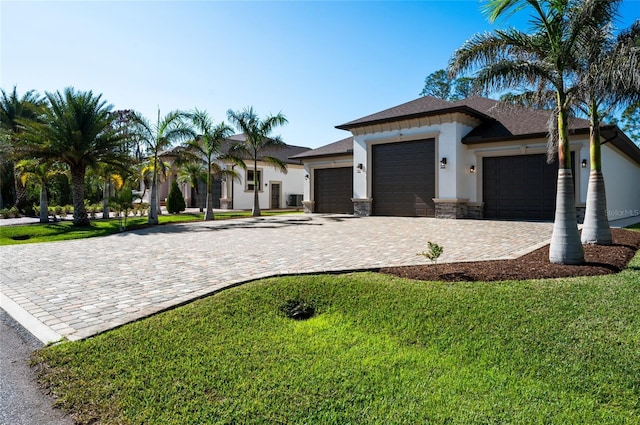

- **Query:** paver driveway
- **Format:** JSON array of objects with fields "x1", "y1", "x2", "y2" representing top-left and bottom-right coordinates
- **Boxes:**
[{"x1": 1, "y1": 214, "x2": 553, "y2": 343}]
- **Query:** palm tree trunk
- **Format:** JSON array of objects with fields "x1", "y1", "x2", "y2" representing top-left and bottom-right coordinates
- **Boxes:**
[
  {"x1": 39, "y1": 184, "x2": 49, "y2": 223},
  {"x1": 102, "y1": 180, "x2": 110, "y2": 219},
  {"x1": 252, "y1": 158, "x2": 260, "y2": 217},
  {"x1": 205, "y1": 165, "x2": 214, "y2": 220},
  {"x1": 549, "y1": 106, "x2": 584, "y2": 264},
  {"x1": 70, "y1": 165, "x2": 90, "y2": 227},
  {"x1": 149, "y1": 167, "x2": 159, "y2": 225},
  {"x1": 581, "y1": 109, "x2": 611, "y2": 245}
]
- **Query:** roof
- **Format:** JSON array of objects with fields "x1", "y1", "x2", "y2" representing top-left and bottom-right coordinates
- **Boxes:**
[
  {"x1": 290, "y1": 137, "x2": 354, "y2": 160},
  {"x1": 335, "y1": 95, "x2": 640, "y2": 164}
]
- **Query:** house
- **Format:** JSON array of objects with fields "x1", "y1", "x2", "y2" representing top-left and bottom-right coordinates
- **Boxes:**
[
  {"x1": 147, "y1": 135, "x2": 311, "y2": 210},
  {"x1": 292, "y1": 96, "x2": 640, "y2": 221}
]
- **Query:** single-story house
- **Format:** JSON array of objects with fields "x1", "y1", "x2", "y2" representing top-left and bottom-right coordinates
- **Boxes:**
[
  {"x1": 292, "y1": 96, "x2": 640, "y2": 221},
  {"x1": 147, "y1": 135, "x2": 311, "y2": 210}
]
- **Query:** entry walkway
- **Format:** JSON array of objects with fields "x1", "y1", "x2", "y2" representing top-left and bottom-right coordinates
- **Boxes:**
[{"x1": 1, "y1": 215, "x2": 554, "y2": 343}]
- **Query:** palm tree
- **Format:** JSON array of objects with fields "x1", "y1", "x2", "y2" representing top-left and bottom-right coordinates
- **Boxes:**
[
  {"x1": 184, "y1": 110, "x2": 244, "y2": 220},
  {"x1": 575, "y1": 17, "x2": 640, "y2": 245},
  {"x1": 14, "y1": 159, "x2": 66, "y2": 223},
  {"x1": 0, "y1": 86, "x2": 45, "y2": 212},
  {"x1": 448, "y1": 0, "x2": 600, "y2": 264},
  {"x1": 226, "y1": 107, "x2": 288, "y2": 217},
  {"x1": 88, "y1": 163, "x2": 126, "y2": 219},
  {"x1": 129, "y1": 109, "x2": 194, "y2": 224},
  {"x1": 15, "y1": 88, "x2": 129, "y2": 226},
  {"x1": 177, "y1": 162, "x2": 206, "y2": 212}
]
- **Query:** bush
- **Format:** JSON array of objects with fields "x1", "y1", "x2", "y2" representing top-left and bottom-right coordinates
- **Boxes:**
[{"x1": 165, "y1": 180, "x2": 186, "y2": 214}]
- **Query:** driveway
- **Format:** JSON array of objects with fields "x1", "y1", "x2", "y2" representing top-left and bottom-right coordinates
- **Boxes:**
[{"x1": 1, "y1": 214, "x2": 553, "y2": 343}]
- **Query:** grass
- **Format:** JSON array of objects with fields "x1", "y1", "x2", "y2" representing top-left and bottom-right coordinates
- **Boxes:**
[
  {"x1": 0, "y1": 210, "x2": 301, "y2": 245},
  {"x1": 33, "y1": 249, "x2": 640, "y2": 424}
]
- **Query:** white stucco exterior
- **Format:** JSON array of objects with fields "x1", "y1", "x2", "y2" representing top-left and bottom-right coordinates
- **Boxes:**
[{"x1": 601, "y1": 143, "x2": 640, "y2": 220}]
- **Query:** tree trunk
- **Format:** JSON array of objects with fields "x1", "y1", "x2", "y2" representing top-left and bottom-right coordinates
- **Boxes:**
[
  {"x1": 252, "y1": 158, "x2": 260, "y2": 217},
  {"x1": 549, "y1": 105, "x2": 584, "y2": 264},
  {"x1": 581, "y1": 171, "x2": 611, "y2": 244},
  {"x1": 581, "y1": 107, "x2": 611, "y2": 245},
  {"x1": 149, "y1": 167, "x2": 159, "y2": 225},
  {"x1": 102, "y1": 180, "x2": 110, "y2": 219},
  {"x1": 204, "y1": 166, "x2": 214, "y2": 220},
  {"x1": 39, "y1": 184, "x2": 49, "y2": 223},
  {"x1": 70, "y1": 166, "x2": 90, "y2": 227}
]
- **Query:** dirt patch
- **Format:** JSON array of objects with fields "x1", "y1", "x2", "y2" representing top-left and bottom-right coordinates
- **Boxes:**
[{"x1": 380, "y1": 228, "x2": 640, "y2": 282}]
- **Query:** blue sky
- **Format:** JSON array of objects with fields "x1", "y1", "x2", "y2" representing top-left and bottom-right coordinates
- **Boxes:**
[{"x1": 2, "y1": 0, "x2": 639, "y2": 149}]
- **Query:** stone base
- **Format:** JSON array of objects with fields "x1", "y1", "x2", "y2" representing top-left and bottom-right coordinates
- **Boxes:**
[
  {"x1": 575, "y1": 205, "x2": 585, "y2": 224},
  {"x1": 220, "y1": 198, "x2": 232, "y2": 210},
  {"x1": 352, "y1": 198, "x2": 372, "y2": 217},
  {"x1": 302, "y1": 200, "x2": 314, "y2": 214},
  {"x1": 467, "y1": 204, "x2": 484, "y2": 219},
  {"x1": 434, "y1": 199, "x2": 468, "y2": 219}
]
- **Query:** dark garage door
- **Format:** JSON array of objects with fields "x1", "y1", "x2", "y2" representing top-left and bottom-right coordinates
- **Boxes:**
[
  {"x1": 372, "y1": 139, "x2": 436, "y2": 217},
  {"x1": 483, "y1": 153, "x2": 574, "y2": 220},
  {"x1": 314, "y1": 167, "x2": 353, "y2": 213}
]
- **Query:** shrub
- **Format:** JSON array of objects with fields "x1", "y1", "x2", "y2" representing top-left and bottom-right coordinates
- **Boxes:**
[
  {"x1": 279, "y1": 298, "x2": 316, "y2": 320},
  {"x1": 165, "y1": 180, "x2": 186, "y2": 214},
  {"x1": 0, "y1": 208, "x2": 10, "y2": 219},
  {"x1": 417, "y1": 241, "x2": 444, "y2": 271}
]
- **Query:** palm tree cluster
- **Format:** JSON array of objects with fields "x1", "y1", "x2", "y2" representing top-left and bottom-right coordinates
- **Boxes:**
[
  {"x1": 1, "y1": 85, "x2": 289, "y2": 226},
  {"x1": 448, "y1": 0, "x2": 640, "y2": 264}
]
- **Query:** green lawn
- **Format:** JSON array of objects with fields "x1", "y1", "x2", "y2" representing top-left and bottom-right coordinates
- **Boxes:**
[
  {"x1": 33, "y1": 249, "x2": 640, "y2": 424},
  {"x1": 0, "y1": 210, "x2": 301, "y2": 245}
]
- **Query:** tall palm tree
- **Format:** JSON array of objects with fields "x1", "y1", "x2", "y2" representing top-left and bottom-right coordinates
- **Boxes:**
[
  {"x1": 575, "y1": 17, "x2": 640, "y2": 245},
  {"x1": 15, "y1": 88, "x2": 129, "y2": 226},
  {"x1": 14, "y1": 159, "x2": 66, "y2": 223},
  {"x1": 448, "y1": 0, "x2": 605, "y2": 264},
  {"x1": 129, "y1": 109, "x2": 194, "y2": 224},
  {"x1": 184, "y1": 109, "x2": 244, "y2": 220},
  {"x1": 227, "y1": 106, "x2": 288, "y2": 217},
  {"x1": 0, "y1": 86, "x2": 45, "y2": 212}
]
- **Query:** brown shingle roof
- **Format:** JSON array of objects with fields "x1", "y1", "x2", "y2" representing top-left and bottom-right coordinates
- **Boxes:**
[
  {"x1": 221, "y1": 134, "x2": 311, "y2": 165},
  {"x1": 290, "y1": 137, "x2": 354, "y2": 159}
]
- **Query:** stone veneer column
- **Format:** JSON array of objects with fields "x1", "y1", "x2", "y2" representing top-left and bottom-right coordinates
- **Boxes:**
[
  {"x1": 433, "y1": 199, "x2": 468, "y2": 219},
  {"x1": 352, "y1": 198, "x2": 372, "y2": 216},
  {"x1": 220, "y1": 198, "x2": 232, "y2": 210}
]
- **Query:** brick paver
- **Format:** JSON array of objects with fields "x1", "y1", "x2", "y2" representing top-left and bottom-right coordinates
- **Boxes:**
[{"x1": 1, "y1": 215, "x2": 553, "y2": 342}]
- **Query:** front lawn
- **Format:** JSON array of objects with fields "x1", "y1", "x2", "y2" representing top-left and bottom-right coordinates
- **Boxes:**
[
  {"x1": 33, "y1": 251, "x2": 640, "y2": 424},
  {"x1": 0, "y1": 210, "x2": 300, "y2": 245}
]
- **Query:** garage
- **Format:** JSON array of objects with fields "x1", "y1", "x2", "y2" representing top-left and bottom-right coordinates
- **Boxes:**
[
  {"x1": 483, "y1": 153, "x2": 574, "y2": 220},
  {"x1": 372, "y1": 139, "x2": 436, "y2": 217},
  {"x1": 314, "y1": 167, "x2": 353, "y2": 213}
]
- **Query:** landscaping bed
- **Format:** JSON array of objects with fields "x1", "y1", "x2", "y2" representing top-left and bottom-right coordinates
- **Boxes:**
[{"x1": 381, "y1": 228, "x2": 640, "y2": 282}]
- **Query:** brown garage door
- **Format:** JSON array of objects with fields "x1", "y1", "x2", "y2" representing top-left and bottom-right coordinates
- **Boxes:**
[
  {"x1": 314, "y1": 167, "x2": 353, "y2": 213},
  {"x1": 372, "y1": 139, "x2": 435, "y2": 217},
  {"x1": 483, "y1": 153, "x2": 574, "y2": 220}
]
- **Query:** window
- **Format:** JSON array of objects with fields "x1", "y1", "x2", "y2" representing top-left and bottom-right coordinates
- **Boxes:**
[{"x1": 246, "y1": 169, "x2": 262, "y2": 192}]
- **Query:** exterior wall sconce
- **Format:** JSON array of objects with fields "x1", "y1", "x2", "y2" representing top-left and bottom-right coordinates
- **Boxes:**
[
  {"x1": 469, "y1": 165, "x2": 476, "y2": 173},
  {"x1": 357, "y1": 163, "x2": 364, "y2": 171},
  {"x1": 440, "y1": 157, "x2": 447, "y2": 169},
  {"x1": 581, "y1": 159, "x2": 587, "y2": 168},
  {"x1": 305, "y1": 174, "x2": 309, "y2": 180}
]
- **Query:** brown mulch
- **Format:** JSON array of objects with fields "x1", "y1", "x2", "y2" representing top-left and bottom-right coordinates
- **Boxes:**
[{"x1": 380, "y1": 228, "x2": 640, "y2": 282}]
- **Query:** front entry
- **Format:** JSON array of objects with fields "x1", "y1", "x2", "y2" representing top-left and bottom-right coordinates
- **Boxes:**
[{"x1": 270, "y1": 182, "x2": 281, "y2": 209}]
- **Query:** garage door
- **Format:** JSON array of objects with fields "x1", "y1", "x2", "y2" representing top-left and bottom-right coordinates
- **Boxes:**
[
  {"x1": 314, "y1": 167, "x2": 353, "y2": 213},
  {"x1": 372, "y1": 139, "x2": 436, "y2": 217},
  {"x1": 483, "y1": 153, "x2": 574, "y2": 220}
]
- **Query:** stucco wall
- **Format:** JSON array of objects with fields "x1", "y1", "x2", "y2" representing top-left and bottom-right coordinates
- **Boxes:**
[
  {"x1": 601, "y1": 144, "x2": 640, "y2": 221},
  {"x1": 231, "y1": 162, "x2": 305, "y2": 210}
]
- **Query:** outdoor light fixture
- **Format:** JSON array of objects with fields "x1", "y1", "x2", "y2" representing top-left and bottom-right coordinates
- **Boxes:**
[
  {"x1": 581, "y1": 159, "x2": 588, "y2": 168},
  {"x1": 469, "y1": 165, "x2": 476, "y2": 173},
  {"x1": 357, "y1": 163, "x2": 364, "y2": 171},
  {"x1": 440, "y1": 157, "x2": 447, "y2": 169},
  {"x1": 305, "y1": 174, "x2": 309, "y2": 180}
]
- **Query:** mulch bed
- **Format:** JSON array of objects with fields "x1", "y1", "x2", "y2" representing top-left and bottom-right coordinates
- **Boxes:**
[{"x1": 380, "y1": 228, "x2": 640, "y2": 282}]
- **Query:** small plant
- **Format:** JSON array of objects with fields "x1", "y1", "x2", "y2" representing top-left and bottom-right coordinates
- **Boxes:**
[
  {"x1": 279, "y1": 298, "x2": 316, "y2": 320},
  {"x1": 166, "y1": 180, "x2": 186, "y2": 214},
  {"x1": 417, "y1": 241, "x2": 444, "y2": 271},
  {"x1": 110, "y1": 186, "x2": 134, "y2": 231},
  {"x1": 0, "y1": 208, "x2": 10, "y2": 219}
]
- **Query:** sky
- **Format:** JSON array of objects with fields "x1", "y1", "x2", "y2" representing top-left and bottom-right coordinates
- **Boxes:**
[{"x1": 2, "y1": 0, "x2": 639, "y2": 149}]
